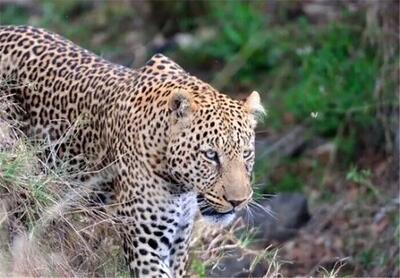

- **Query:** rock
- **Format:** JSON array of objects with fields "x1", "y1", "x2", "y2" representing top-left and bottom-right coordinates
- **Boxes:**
[
  {"x1": 239, "y1": 193, "x2": 311, "y2": 245},
  {"x1": 268, "y1": 193, "x2": 311, "y2": 230}
]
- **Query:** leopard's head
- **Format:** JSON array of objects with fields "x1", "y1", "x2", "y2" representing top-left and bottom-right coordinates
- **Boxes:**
[{"x1": 166, "y1": 87, "x2": 264, "y2": 225}]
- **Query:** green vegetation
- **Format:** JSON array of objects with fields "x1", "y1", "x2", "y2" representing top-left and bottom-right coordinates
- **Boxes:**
[
  {"x1": 346, "y1": 166, "x2": 382, "y2": 199},
  {"x1": 190, "y1": 258, "x2": 206, "y2": 278},
  {"x1": 282, "y1": 23, "x2": 379, "y2": 135},
  {"x1": 273, "y1": 172, "x2": 304, "y2": 193},
  {"x1": 0, "y1": 142, "x2": 51, "y2": 225},
  {"x1": 183, "y1": 2, "x2": 383, "y2": 135},
  {"x1": 0, "y1": 5, "x2": 29, "y2": 25},
  {"x1": 183, "y1": 1, "x2": 270, "y2": 83}
]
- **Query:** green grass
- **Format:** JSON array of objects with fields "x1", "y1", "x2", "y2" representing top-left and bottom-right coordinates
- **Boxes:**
[
  {"x1": 358, "y1": 249, "x2": 378, "y2": 269},
  {"x1": 282, "y1": 23, "x2": 379, "y2": 136},
  {"x1": 346, "y1": 166, "x2": 382, "y2": 200},
  {"x1": 272, "y1": 173, "x2": 304, "y2": 193},
  {"x1": 0, "y1": 143, "x2": 56, "y2": 208},
  {"x1": 190, "y1": 258, "x2": 207, "y2": 278}
]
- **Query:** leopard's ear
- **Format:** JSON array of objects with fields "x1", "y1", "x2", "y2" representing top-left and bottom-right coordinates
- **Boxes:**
[
  {"x1": 169, "y1": 89, "x2": 195, "y2": 126},
  {"x1": 244, "y1": 91, "x2": 265, "y2": 126}
]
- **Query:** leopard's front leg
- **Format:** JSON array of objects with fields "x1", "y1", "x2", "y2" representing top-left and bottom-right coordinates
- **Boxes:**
[
  {"x1": 169, "y1": 226, "x2": 193, "y2": 277},
  {"x1": 117, "y1": 201, "x2": 173, "y2": 277},
  {"x1": 120, "y1": 225, "x2": 173, "y2": 277},
  {"x1": 169, "y1": 193, "x2": 197, "y2": 277},
  {"x1": 116, "y1": 183, "x2": 196, "y2": 277}
]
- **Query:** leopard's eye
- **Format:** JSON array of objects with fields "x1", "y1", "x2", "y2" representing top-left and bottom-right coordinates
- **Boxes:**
[
  {"x1": 243, "y1": 149, "x2": 253, "y2": 159},
  {"x1": 203, "y1": 150, "x2": 219, "y2": 162}
]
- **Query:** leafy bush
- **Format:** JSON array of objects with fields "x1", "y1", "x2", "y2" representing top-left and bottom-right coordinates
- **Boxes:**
[
  {"x1": 283, "y1": 23, "x2": 379, "y2": 136},
  {"x1": 182, "y1": 3, "x2": 380, "y2": 139}
]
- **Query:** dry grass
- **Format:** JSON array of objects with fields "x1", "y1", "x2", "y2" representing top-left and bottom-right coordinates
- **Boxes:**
[
  {"x1": 189, "y1": 218, "x2": 282, "y2": 277},
  {"x1": 0, "y1": 99, "x2": 127, "y2": 276}
]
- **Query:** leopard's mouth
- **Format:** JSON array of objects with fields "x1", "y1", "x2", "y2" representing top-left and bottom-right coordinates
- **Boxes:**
[
  {"x1": 197, "y1": 194, "x2": 236, "y2": 225},
  {"x1": 200, "y1": 206, "x2": 234, "y2": 217}
]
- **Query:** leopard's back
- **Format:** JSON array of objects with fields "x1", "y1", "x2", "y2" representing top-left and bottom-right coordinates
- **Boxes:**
[{"x1": 0, "y1": 25, "x2": 137, "y2": 168}]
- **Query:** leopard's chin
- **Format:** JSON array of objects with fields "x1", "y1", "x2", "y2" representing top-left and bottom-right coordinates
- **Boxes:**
[{"x1": 200, "y1": 206, "x2": 236, "y2": 226}]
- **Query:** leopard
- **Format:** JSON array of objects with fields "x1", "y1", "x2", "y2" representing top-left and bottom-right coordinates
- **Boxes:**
[{"x1": 0, "y1": 25, "x2": 264, "y2": 277}]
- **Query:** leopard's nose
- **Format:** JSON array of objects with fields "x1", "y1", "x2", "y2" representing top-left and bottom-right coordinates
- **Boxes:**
[{"x1": 228, "y1": 199, "x2": 246, "y2": 208}]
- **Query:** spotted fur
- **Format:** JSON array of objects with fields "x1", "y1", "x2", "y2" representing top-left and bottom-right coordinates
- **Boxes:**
[{"x1": 0, "y1": 26, "x2": 264, "y2": 277}]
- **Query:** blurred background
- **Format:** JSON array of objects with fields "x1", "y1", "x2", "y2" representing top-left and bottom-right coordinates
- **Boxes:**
[{"x1": 0, "y1": 0, "x2": 399, "y2": 276}]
